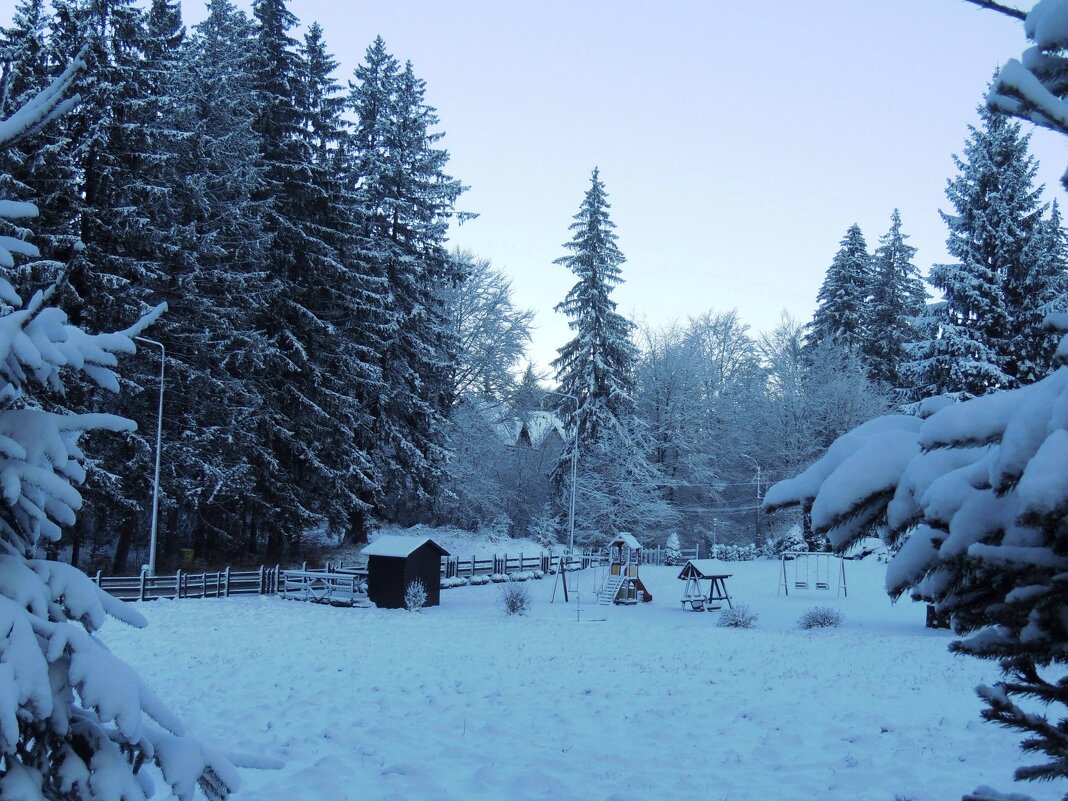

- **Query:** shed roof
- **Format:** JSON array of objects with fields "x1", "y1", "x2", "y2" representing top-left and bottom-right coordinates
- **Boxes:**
[
  {"x1": 677, "y1": 559, "x2": 732, "y2": 579},
  {"x1": 610, "y1": 533, "x2": 642, "y2": 550},
  {"x1": 362, "y1": 535, "x2": 449, "y2": 558}
]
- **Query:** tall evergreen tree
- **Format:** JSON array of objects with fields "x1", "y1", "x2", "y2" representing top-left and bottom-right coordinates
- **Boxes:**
[
  {"x1": 347, "y1": 37, "x2": 467, "y2": 522},
  {"x1": 919, "y1": 102, "x2": 1043, "y2": 399},
  {"x1": 48, "y1": 0, "x2": 176, "y2": 572},
  {"x1": 552, "y1": 168, "x2": 638, "y2": 448},
  {"x1": 1012, "y1": 200, "x2": 1068, "y2": 383},
  {"x1": 551, "y1": 169, "x2": 666, "y2": 543},
  {"x1": 863, "y1": 209, "x2": 927, "y2": 389},
  {"x1": 150, "y1": 0, "x2": 276, "y2": 565},
  {"x1": 806, "y1": 224, "x2": 871, "y2": 354}
]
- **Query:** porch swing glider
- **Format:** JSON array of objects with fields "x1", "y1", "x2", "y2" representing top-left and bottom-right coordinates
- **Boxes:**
[{"x1": 777, "y1": 550, "x2": 847, "y2": 597}]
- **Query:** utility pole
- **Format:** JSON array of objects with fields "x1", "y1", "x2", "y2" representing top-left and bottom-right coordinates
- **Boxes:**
[
  {"x1": 135, "y1": 337, "x2": 164, "y2": 577},
  {"x1": 741, "y1": 454, "x2": 762, "y2": 549},
  {"x1": 542, "y1": 390, "x2": 579, "y2": 556}
]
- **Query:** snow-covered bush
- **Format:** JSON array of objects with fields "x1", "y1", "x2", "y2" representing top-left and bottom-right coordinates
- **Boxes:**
[
  {"x1": 499, "y1": 583, "x2": 531, "y2": 616},
  {"x1": 440, "y1": 576, "x2": 469, "y2": 589},
  {"x1": 404, "y1": 579, "x2": 427, "y2": 611},
  {"x1": 718, "y1": 604, "x2": 758, "y2": 629},
  {"x1": 763, "y1": 527, "x2": 806, "y2": 557},
  {"x1": 489, "y1": 573, "x2": 509, "y2": 583},
  {"x1": 663, "y1": 532, "x2": 682, "y2": 566},
  {"x1": 708, "y1": 543, "x2": 758, "y2": 561},
  {"x1": 765, "y1": 310, "x2": 1068, "y2": 793},
  {"x1": 0, "y1": 62, "x2": 238, "y2": 800},
  {"x1": 468, "y1": 575, "x2": 490, "y2": 586},
  {"x1": 527, "y1": 503, "x2": 560, "y2": 549},
  {"x1": 798, "y1": 607, "x2": 843, "y2": 629}
]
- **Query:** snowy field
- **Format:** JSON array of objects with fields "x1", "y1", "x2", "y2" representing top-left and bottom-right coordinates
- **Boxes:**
[{"x1": 104, "y1": 558, "x2": 1056, "y2": 801}]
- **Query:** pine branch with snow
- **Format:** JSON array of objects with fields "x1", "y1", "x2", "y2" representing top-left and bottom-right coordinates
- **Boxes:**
[
  {"x1": 0, "y1": 59, "x2": 238, "y2": 801},
  {"x1": 766, "y1": 312, "x2": 1068, "y2": 794}
]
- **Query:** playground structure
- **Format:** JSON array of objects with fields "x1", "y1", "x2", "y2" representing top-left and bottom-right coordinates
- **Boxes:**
[
  {"x1": 597, "y1": 533, "x2": 653, "y2": 605},
  {"x1": 678, "y1": 559, "x2": 733, "y2": 611},
  {"x1": 777, "y1": 550, "x2": 847, "y2": 598}
]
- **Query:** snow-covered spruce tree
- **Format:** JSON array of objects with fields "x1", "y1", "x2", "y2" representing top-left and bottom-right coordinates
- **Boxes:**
[
  {"x1": 915, "y1": 100, "x2": 1043, "y2": 400},
  {"x1": 805, "y1": 224, "x2": 871, "y2": 354},
  {"x1": 551, "y1": 169, "x2": 672, "y2": 543},
  {"x1": 247, "y1": 0, "x2": 384, "y2": 554},
  {"x1": 863, "y1": 209, "x2": 928, "y2": 391},
  {"x1": 764, "y1": 313, "x2": 1068, "y2": 800},
  {"x1": 1013, "y1": 200, "x2": 1068, "y2": 384},
  {"x1": 664, "y1": 532, "x2": 682, "y2": 566},
  {"x1": 46, "y1": 0, "x2": 172, "y2": 573},
  {"x1": 347, "y1": 37, "x2": 467, "y2": 524},
  {"x1": 0, "y1": 59, "x2": 237, "y2": 801},
  {"x1": 145, "y1": 0, "x2": 277, "y2": 565}
]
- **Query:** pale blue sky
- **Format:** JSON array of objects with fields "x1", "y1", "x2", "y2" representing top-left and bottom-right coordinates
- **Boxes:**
[{"x1": 6, "y1": 0, "x2": 1062, "y2": 370}]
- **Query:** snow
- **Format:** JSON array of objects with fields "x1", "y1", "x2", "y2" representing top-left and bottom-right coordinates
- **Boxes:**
[
  {"x1": 678, "y1": 558, "x2": 732, "y2": 577},
  {"x1": 361, "y1": 535, "x2": 448, "y2": 558},
  {"x1": 609, "y1": 532, "x2": 641, "y2": 550},
  {"x1": 101, "y1": 559, "x2": 1057, "y2": 801}
]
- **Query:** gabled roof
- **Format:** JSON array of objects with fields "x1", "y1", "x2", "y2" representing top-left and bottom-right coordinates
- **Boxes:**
[
  {"x1": 361, "y1": 535, "x2": 449, "y2": 558},
  {"x1": 610, "y1": 533, "x2": 642, "y2": 550},
  {"x1": 521, "y1": 411, "x2": 565, "y2": 449},
  {"x1": 677, "y1": 559, "x2": 731, "y2": 580}
]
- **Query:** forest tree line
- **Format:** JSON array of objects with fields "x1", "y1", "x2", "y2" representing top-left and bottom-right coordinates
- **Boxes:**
[{"x1": 0, "y1": 0, "x2": 1064, "y2": 573}]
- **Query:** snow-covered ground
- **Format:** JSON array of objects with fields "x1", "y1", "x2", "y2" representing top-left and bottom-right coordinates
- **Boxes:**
[{"x1": 105, "y1": 558, "x2": 1057, "y2": 801}]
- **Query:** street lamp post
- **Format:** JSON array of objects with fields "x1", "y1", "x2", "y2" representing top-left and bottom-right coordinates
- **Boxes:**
[
  {"x1": 542, "y1": 390, "x2": 579, "y2": 555},
  {"x1": 135, "y1": 337, "x2": 164, "y2": 577},
  {"x1": 740, "y1": 453, "x2": 762, "y2": 548}
]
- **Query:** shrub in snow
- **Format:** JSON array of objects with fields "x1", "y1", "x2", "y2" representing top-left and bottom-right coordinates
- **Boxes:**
[
  {"x1": 717, "y1": 604, "x2": 758, "y2": 629},
  {"x1": 708, "y1": 543, "x2": 758, "y2": 562},
  {"x1": 798, "y1": 607, "x2": 843, "y2": 630},
  {"x1": 489, "y1": 573, "x2": 509, "y2": 583},
  {"x1": 0, "y1": 64, "x2": 238, "y2": 799},
  {"x1": 468, "y1": 575, "x2": 490, "y2": 586},
  {"x1": 664, "y1": 532, "x2": 682, "y2": 566},
  {"x1": 499, "y1": 583, "x2": 531, "y2": 616},
  {"x1": 441, "y1": 577, "x2": 468, "y2": 589},
  {"x1": 405, "y1": 579, "x2": 427, "y2": 611},
  {"x1": 765, "y1": 309, "x2": 1068, "y2": 792},
  {"x1": 528, "y1": 503, "x2": 560, "y2": 549}
]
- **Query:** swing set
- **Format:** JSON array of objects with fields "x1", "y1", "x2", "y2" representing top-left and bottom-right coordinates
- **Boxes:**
[{"x1": 777, "y1": 550, "x2": 847, "y2": 598}]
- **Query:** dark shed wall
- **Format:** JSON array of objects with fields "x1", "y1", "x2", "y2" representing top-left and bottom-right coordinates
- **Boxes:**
[
  {"x1": 405, "y1": 548, "x2": 442, "y2": 607},
  {"x1": 366, "y1": 542, "x2": 445, "y2": 609},
  {"x1": 367, "y1": 556, "x2": 407, "y2": 609}
]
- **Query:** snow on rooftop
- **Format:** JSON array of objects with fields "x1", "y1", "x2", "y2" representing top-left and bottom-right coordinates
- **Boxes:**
[
  {"x1": 361, "y1": 535, "x2": 448, "y2": 558},
  {"x1": 678, "y1": 558, "x2": 732, "y2": 578},
  {"x1": 611, "y1": 532, "x2": 642, "y2": 550}
]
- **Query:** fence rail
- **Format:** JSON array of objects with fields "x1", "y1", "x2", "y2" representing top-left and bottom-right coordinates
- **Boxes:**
[
  {"x1": 94, "y1": 542, "x2": 703, "y2": 602},
  {"x1": 94, "y1": 566, "x2": 278, "y2": 601}
]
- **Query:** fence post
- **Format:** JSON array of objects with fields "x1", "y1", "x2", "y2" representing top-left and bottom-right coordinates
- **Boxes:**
[
  {"x1": 139, "y1": 569, "x2": 147, "y2": 602},
  {"x1": 224, "y1": 566, "x2": 231, "y2": 597},
  {"x1": 275, "y1": 565, "x2": 281, "y2": 594},
  {"x1": 175, "y1": 569, "x2": 183, "y2": 599},
  {"x1": 94, "y1": 570, "x2": 102, "y2": 586},
  {"x1": 258, "y1": 565, "x2": 265, "y2": 594}
]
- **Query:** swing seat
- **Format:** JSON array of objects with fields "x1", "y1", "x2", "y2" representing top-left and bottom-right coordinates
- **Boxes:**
[
  {"x1": 816, "y1": 582, "x2": 830, "y2": 590},
  {"x1": 794, "y1": 581, "x2": 809, "y2": 589}
]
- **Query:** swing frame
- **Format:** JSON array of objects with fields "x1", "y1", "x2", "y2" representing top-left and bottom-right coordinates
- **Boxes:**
[{"x1": 777, "y1": 550, "x2": 847, "y2": 598}]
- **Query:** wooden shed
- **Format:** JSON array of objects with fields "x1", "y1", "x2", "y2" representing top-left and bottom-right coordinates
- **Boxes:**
[{"x1": 362, "y1": 535, "x2": 449, "y2": 609}]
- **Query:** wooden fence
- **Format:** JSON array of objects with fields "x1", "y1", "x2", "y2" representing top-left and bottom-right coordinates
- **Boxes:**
[
  {"x1": 93, "y1": 543, "x2": 703, "y2": 602},
  {"x1": 94, "y1": 566, "x2": 279, "y2": 602}
]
